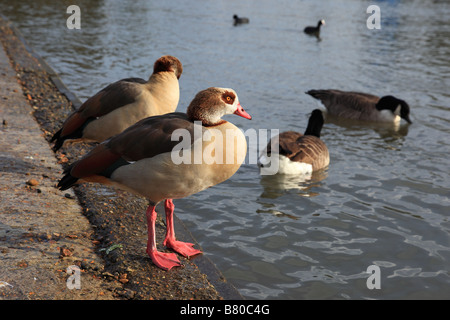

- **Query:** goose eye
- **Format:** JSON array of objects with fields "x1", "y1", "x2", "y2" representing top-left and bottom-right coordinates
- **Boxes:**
[{"x1": 222, "y1": 91, "x2": 236, "y2": 104}]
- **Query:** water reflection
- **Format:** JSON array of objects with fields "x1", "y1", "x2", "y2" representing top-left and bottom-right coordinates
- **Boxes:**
[
  {"x1": 259, "y1": 169, "x2": 328, "y2": 199},
  {"x1": 304, "y1": 32, "x2": 322, "y2": 42},
  {"x1": 323, "y1": 113, "x2": 410, "y2": 141}
]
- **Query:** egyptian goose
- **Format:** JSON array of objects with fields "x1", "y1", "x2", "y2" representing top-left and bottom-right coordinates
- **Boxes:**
[
  {"x1": 304, "y1": 19, "x2": 325, "y2": 35},
  {"x1": 51, "y1": 55, "x2": 183, "y2": 151},
  {"x1": 233, "y1": 14, "x2": 249, "y2": 25},
  {"x1": 306, "y1": 89, "x2": 412, "y2": 124},
  {"x1": 57, "y1": 87, "x2": 251, "y2": 270},
  {"x1": 259, "y1": 109, "x2": 329, "y2": 175}
]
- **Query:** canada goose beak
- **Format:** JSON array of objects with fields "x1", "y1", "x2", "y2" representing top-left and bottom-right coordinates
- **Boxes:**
[
  {"x1": 404, "y1": 115, "x2": 412, "y2": 124},
  {"x1": 234, "y1": 103, "x2": 252, "y2": 120}
]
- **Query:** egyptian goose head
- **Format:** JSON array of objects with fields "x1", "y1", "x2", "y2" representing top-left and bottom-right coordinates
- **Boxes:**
[{"x1": 187, "y1": 87, "x2": 251, "y2": 125}]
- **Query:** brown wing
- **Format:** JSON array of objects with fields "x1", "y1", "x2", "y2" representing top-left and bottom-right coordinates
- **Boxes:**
[
  {"x1": 59, "y1": 78, "x2": 146, "y2": 138},
  {"x1": 278, "y1": 131, "x2": 304, "y2": 156},
  {"x1": 70, "y1": 143, "x2": 122, "y2": 178},
  {"x1": 57, "y1": 141, "x2": 123, "y2": 190},
  {"x1": 105, "y1": 112, "x2": 195, "y2": 161},
  {"x1": 63, "y1": 112, "x2": 196, "y2": 183},
  {"x1": 267, "y1": 131, "x2": 303, "y2": 156},
  {"x1": 79, "y1": 78, "x2": 146, "y2": 117},
  {"x1": 289, "y1": 135, "x2": 329, "y2": 170},
  {"x1": 307, "y1": 89, "x2": 380, "y2": 118},
  {"x1": 332, "y1": 90, "x2": 380, "y2": 112}
]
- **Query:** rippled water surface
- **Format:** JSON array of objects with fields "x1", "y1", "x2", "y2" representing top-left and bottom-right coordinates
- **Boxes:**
[{"x1": 2, "y1": 0, "x2": 449, "y2": 299}]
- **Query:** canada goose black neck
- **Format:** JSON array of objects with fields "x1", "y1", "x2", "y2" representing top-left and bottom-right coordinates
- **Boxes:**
[
  {"x1": 376, "y1": 95, "x2": 412, "y2": 123},
  {"x1": 376, "y1": 96, "x2": 400, "y2": 111},
  {"x1": 304, "y1": 109, "x2": 324, "y2": 138}
]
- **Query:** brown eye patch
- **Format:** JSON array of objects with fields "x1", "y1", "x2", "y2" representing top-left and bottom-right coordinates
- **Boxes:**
[{"x1": 221, "y1": 91, "x2": 236, "y2": 104}]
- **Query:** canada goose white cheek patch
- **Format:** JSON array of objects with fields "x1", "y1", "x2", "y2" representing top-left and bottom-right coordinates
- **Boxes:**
[
  {"x1": 257, "y1": 155, "x2": 269, "y2": 167},
  {"x1": 379, "y1": 109, "x2": 399, "y2": 122}
]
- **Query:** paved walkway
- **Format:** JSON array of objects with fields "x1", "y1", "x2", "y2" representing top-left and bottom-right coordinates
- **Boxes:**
[{"x1": 0, "y1": 36, "x2": 120, "y2": 299}]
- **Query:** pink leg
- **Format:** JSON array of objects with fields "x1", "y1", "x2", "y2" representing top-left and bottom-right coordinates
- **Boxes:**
[
  {"x1": 145, "y1": 204, "x2": 181, "y2": 270},
  {"x1": 163, "y1": 199, "x2": 202, "y2": 258}
]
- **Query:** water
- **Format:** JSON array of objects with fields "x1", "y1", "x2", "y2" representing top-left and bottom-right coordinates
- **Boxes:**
[{"x1": 1, "y1": 0, "x2": 449, "y2": 299}]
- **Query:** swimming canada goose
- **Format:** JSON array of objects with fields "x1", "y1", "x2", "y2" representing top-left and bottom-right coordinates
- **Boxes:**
[
  {"x1": 57, "y1": 87, "x2": 251, "y2": 270},
  {"x1": 51, "y1": 55, "x2": 183, "y2": 151},
  {"x1": 259, "y1": 109, "x2": 329, "y2": 175},
  {"x1": 306, "y1": 89, "x2": 412, "y2": 124},
  {"x1": 304, "y1": 19, "x2": 325, "y2": 35},
  {"x1": 233, "y1": 14, "x2": 249, "y2": 25}
]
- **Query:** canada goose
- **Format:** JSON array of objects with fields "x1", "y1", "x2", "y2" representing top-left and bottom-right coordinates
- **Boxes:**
[
  {"x1": 51, "y1": 55, "x2": 183, "y2": 151},
  {"x1": 233, "y1": 14, "x2": 249, "y2": 25},
  {"x1": 58, "y1": 87, "x2": 251, "y2": 270},
  {"x1": 259, "y1": 109, "x2": 329, "y2": 175},
  {"x1": 306, "y1": 89, "x2": 412, "y2": 124},
  {"x1": 304, "y1": 19, "x2": 325, "y2": 35}
]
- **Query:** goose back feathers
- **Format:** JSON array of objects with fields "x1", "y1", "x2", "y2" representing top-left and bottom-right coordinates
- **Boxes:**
[
  {"x1": 259, "y1": 109, "x2": 329, "y2": 175},
  {"x1": 306, "y1": 89, "x2": 412, "y2": 124}
]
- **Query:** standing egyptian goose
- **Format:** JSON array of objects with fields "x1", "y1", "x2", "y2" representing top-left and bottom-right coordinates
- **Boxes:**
[
  {"x1": 51, "y1": 55, "x2": 183, "y2": 151},
  {"x1": 57, "y1": 87, "x2": 251, "y2": 270},
  {"x1": 259, "y1": 109, "x2": 329, "y2": 175},
  {"x1": 306, "y1": 89, "x2": 412, "y2": 124}
]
